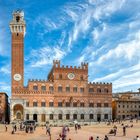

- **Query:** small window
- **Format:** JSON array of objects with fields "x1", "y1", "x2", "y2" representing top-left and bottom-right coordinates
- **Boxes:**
[
  {"x1": 26, "y1": 101, "x2": 29, "y2": 107},
  {"x1": 97, "y1": 88, "x2": 101, "y2": 93},
  {"x1": 104, "y1": 88, "x2": 109, "y2": 93},
  {"x1": 104, "y1": 103, "x2": 109, "y2": 107},
  {"x1": 26, "y1": 114, "x2": 29, "y2": 120},
  {"x1": 66, "y1": 114, "x2": 70, "y2": 120},
  {"x1": 66, "y1": 87, "x2": 70, "y2": 93},
  {"x1": 41, "y1": 102, "x2": 46, "y2": 107},
  {"x1": 58, "y1": 102, "x2": 62, "y2": 107},
  {"x1": 41, "y1": 86, "x2": 46, "y2": 91},
  {"x1": 33, "y1": 101, "x2": 38, "y2": 107},
  {"x1": 50, "y1": 114, "x2": 53, "y2": 120},
  {"x1": 66, "y1": 102, "x2": 70, "y2": 107},
  {"x1": 49, "y1": 102, "x2": 54, "y2": 107},
  {"x1": 58, "y1": 86, "x2": 62, "y2": 92},
  {"x1": 80, "y1": 102, "x2": 85, "y2": 107},
  {"x1": 89, "y1": 88, "x2": 94, "y2": 93},
  {"x1": 49, "y1": 86, "x2": 54, "y2": 92},
  {"x1": 33, "y1": 85, "x2": 38, "y2": 91},
  {"x1": 81, "y1": 114, "x2": 84, "y2": 120},
  {"x1": 89, "y1": 103, "x2": 94, "y2": 107},
  {"x1": 73, "y1": 87, "x2": 77, "y2": 93},
  {"x1": 104, "y1": 114, "x2": 108, "y2": 119},
  {"x1": 58, "y1": 114, "x2": 62, "y2": 120},
  {"x1": 80, "y1": 88, "x2": 84, "y2": 93},
  {"x1": 97, "y1": 103, "x2": 101, "y2": 107},
  {"x1": 73, "y1": 102, "x2": 77, "y2": 107},
  {"x1": 89, "y1": 114, "x2": 94, "y2": 119},
  {"x1": 73, "y1": 114, "x2": 77, "y2": 120}
]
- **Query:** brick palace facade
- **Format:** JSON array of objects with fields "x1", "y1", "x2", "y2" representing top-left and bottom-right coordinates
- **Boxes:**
[{"x1": 10, "y1": 10, "x2": 112, "y2": 124}]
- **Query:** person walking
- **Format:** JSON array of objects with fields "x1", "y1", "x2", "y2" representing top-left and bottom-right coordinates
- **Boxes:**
[
  {"x1": 5, "y1": 124, "x2": 7, "y2": 132},
  {"x1": 123, "y1": 126, "x2": 126, "y2": 136}
]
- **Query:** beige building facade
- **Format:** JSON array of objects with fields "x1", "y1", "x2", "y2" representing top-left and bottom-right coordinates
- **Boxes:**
[
  {"x1": 0, "y1": 92, "x2": 9, "y2": 123},
  {"x1": 112, "y1": 90, "x2": 140, "y2": 120}
]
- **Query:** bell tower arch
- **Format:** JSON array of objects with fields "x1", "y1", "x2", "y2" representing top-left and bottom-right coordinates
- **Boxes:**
[{"x1": 9, "y1": 10, "x2": 26, "y2": 93}]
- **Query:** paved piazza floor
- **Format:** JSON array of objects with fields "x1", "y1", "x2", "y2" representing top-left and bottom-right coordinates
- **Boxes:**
[{"x1": 0, "y1": 121, "x2": 140, "y2": 140}]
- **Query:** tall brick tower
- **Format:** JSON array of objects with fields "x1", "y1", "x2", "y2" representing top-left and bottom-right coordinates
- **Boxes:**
[{"x1": 10, "y1": 10, "x2": 26, "y2": 93}]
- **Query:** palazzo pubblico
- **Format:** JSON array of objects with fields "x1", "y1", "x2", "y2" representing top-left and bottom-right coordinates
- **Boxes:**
[{"x1": 10, "y1": 10, "x2": 112, "y2": 124}]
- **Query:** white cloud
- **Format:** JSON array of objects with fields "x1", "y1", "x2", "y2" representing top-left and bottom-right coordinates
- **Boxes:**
[
  {"x1": 96, "y1": 30, "x2": 140, "y2": 65},
  {"x1": 0, "y1": 82, "x2": 10, "y2": 92},
  {"x1": 92, "y1": 0, "x2": 126, "y2": 21},
  {"x1": 30, "y1": 46, "x2": 66, "y2": 67},
  {"x1": 92, "y1": 62, "x2": 140, "y2": 92},
  {"x1": 0, "y1": 65, "x2": 11, "y2": 74}
]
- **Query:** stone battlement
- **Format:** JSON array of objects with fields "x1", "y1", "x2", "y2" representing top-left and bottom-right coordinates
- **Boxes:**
[
  {"x1": 88, "y1": 82, "x2": 112, "y2": 85},
  {"x1": 53, "y1": 60, "x2": 88, "y2": 70},
  {"x1": 28, "y1": 79, "x2": 48, "y2": 82}
]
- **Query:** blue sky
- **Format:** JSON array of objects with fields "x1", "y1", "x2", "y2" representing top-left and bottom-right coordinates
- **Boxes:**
[{"x1": 0, "y1": 0, "x2": 140, "y2": 96}]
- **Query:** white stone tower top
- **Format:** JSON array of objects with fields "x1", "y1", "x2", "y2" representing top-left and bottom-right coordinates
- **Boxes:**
[{"x1": 9, "y1": 10, "x2": 26, "y2": 35}]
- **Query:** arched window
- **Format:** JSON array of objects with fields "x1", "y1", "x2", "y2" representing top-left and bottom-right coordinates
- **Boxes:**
[
  {"x1": 58, "y1": 101, "x2": 62, "y2": 107},
  {"x1": 33, "y1": 100, "x2": 38, "y2": 107},
  {"x1": 65, "y1": 102, "x2": 70, "y2": 107},
  {"x1": 66, "y1": 114, "x2": 70, "y2": 120},
  {"x1": 26, "y1": 114, "x2": 29, "y2": 120},
  {"x1": 58, "y1": 114, "x2": 62, "y2": 120},
  {"x1": 41, "y1": 85, "x2": 46, "y2": 91},
  {"x1": 80, "y1": 102, "x2": 85, "y2": 107},
  {"x1": 104, "y1": 88, "x2": 109, "y2": 93},
  {"x1": 41, "y1": 100, "x2": 46, "y2": 107},
  {"x1": 33, "y1": 84, "x2": 38, "y2": 90},
  {"x1": 66, "y1": 85, "x2": 70, "y2": 93},
  {"x1": 73, "y1": 101, "x2": 77, "y2": 107},
  {"x1": 50, "y1": 114, "x2": 53, "y2": 120},
  {"x1": 97, "y1": 103, "x2": 101, "y2": 107},
  {"x1": 81, "y1": 114, "x2": 84, "y2": 120},
  {"x1": 89, "y1": 102, "x2": 94, "y2": 107},
  {"x1": 49, "y1": 85, "x2": 54, "y2": 92},
  {"x1": 49, "y1": 101, "x2": 54, "y2": 107},
  {"x1": 58, "y1": 85, "x2": 62, "y2": 92},
  {"x1": 80, "y1": 87, "x2": 84, "y2": 93},
  {"x1": 104, "y1": 103, "x2": 109, "y2": 107},
  {"x1": 89, "y1": 114, "x2": 94, "y2": 119},
  {"x1": 26, "y1": 101, "x2": 29, "y2": 107},
  {"x1": 73, "y1": 85, "x2": 77, "y2": 93},
  {"x1": 89, "y1": 88, "x2": 94, "y2": 93},
  {"x1": 97, "y1": 88, "x2": 101, "y2": 93},
  {"x1": 73, "y1": 114, "x2": 77, "y2": 120}
]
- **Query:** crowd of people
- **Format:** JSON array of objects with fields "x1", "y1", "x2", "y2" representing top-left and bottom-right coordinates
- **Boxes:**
[{"x1": 2, "y1": 118, "x2": 140, "y2": 140}]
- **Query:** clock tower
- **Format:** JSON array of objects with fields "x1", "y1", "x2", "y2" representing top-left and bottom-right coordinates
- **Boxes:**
[{"x1": 10, "y1": 10, "x2": 26, "y2": 92}]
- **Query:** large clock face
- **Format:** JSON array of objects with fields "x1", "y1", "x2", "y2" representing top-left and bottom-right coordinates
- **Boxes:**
[
  {"x1": 13, "y1": 74, "x2": 22, "y2": 81},
  {"x1": 68, "y1": 73, "x2": 75, "y2": 80}
]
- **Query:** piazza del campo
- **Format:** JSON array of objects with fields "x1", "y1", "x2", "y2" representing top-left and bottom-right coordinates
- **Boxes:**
[{"x1": 0, "y1": 1, "x2": 140, "y2": 140}]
